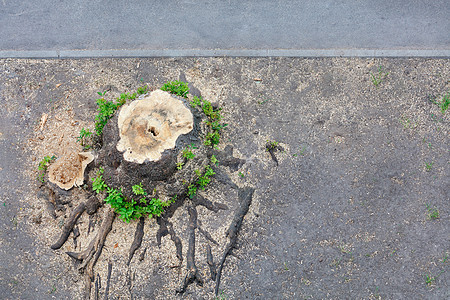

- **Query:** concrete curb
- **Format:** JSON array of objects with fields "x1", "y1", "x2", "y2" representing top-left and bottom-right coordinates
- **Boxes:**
[{"x1": 0, "y1": 49, "x2": 449, "y2": 59}]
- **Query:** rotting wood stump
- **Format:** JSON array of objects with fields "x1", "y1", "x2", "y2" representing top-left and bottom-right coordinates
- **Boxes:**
[
  {"x1": 43, "y1": 85, "x2": 254, "y2": 298},
  {"x1": 97, "y1": 89, "x2": 209, "y2": 200}
]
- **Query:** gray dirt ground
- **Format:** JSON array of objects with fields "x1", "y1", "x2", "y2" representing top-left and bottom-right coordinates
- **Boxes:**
[{"x1": 0, "y1": 58, "x2": 448, "y2": 299}]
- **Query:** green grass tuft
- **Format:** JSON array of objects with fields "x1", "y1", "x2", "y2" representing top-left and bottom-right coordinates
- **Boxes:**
[{"x1": 161, "y1": 80, "x2": 189, "y2": 98}]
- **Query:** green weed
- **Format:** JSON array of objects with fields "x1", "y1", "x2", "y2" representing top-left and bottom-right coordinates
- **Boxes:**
[
  {"x1": 161, "y1": 80, "x2": 189, "y2": 98},
  {"x1": 299, "y1": 146, "x2": 306, "y2": 156},
  {"x1": 95, "y1": 97, "x2": 124, "y2": 136},
  {"x1": 424, "y1": 274, "x2": 436, "y2": 285},
  {"x1": 373, "y1": 286, "x2": 380, "y2": 298},
  {"x1": 92, "y1": 168, "x2": 108, "y2": 193},
  {"x1": 293, "y1": 146, "x2": 307, "y2": 157},
  {"x1": 77, "y1": 128, "x2": 92, "y2": 143},
  {"x1": 210, "y1": 154, "x2": 219, "y2": 165},
  {"x1": 190, "y1": 96, "x2": 227, "y2": 147},
  {"x1": 400, "y1": 116, "x2": 417, "y2": 129},
  {"x1": 258, "y1": 98, "x2": 270, "y2": 105},
  {"x1": 119, "y1": 92, "x2": 137, "y2": 102},
  {"x1": 77, "y1": 128, "x2": 93, "y2": 149},
  {"x1": 429, "y1": 93, "x2": 450, "y2": 114},
  {"x1": 93, "y1": 90, "x2": 138, "y2": 136},
  {"x1": 132, "y1": 182, "x2": 146, "y2": 196},
  {"x1": 190, "y1": 96, "x2": 202, "y2": 108},
  {"x1": 182, "y1": 148, "x2": 195, "y2": 160},
  {"x1": 266, "y1": 140, "x2": 279, "y2": 150},
  {"x1": 215, "y1": 290, "x2": 228, "y2": 300},
  {"x1": 48, "y1": 286, "x2": 57, "y2": 294},
  {"x1": 430, "y1": 113, "x2": 444, "y2": 124},
  {"x1": 187, "y1": 184, "x2": 197, "y2": 199},
  {"x1": 137, "y1": 85, "x2": 149, "y2": 95},
  {"x1": 204, "y1": 132, "x2": 221, "y2": 147},
  {"x1": 187, "y1": 165, "x2": 216, "y2": 199},
  {"x1": 440, "y1": 93, "x2": 450, "y2": 113},
  {"x1": 37, "y1": 155, "x2": 56, "y2": 182},
  {"x1": 424, "y1": 271, "x2": 443, "y2": 286},
  {"x1": 425, "y1": 162, "x2": 433, "y2": 172},
  {"x1": 197, "y1": 166, "x2": 215, "y2": 190},
  {"x1": 92, "y1": 169, "x2": 174, "y2": 222},
  {"x1": 176, "y1": 162, "x2": 184, "y2": 170},
  {"x1": 426, "y1": 204, "x2": 440, "y2": 220},
  {"x1": 370, "y1": 66, "x2": 389, "y2": 87},
  {"x1": 105, "y1": 184, "x2": 173, "y2": 223}
]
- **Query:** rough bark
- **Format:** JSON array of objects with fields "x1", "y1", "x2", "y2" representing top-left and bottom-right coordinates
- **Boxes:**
[
  {"x1": 194, "y1": 195, "x2": 228, "y2": 213},
  {"x1": 127, "y1": 217, "x2": 145, "y2": 265},
  {"x1": 66, "y1": 208, "x2": 115, "y2": 282},
  {"x1": 103, "y1": 261, "x2": 112, "y2": 300},
  {"x1": 93, "y1": 274, "x2": 100, "y2": 300},
  {"x1": 215, "y1": 187, "x2": 254, "y2": 296},
  {"x1": 86, "y1": 194, "x2": 101, "y2": 215},
  {"x1": 73, "y1": 225, "x2": 80, "y2": 249},
  {"x1": 206, "y1": 244, "x2": 217, "y2": 281},
  {"x1": 167, "y1": 221, "x2": 183, "y2": 265},
  {"x1": 84, "y1": 274, "x2": 91, "y2": 300},
  {"x1": 51, "y1": 202, "x2": 86, "y2": 250},
  {"x1": 177, "y1": 206, "x2": 203, "y2": 294}
]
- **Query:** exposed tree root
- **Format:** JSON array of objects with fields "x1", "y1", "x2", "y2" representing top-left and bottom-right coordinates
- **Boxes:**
[
  {"x1": 45, "y1": 201, "x2": 57, "y2": 219},
  {"x1": 94, "y1": 274, "x2": 100, "y2": 300},
  {"x1": 51, "y1": 202, "x2": 86, "y2": 250},
  {"x1": 177, "y1": 206, "x2": 203, "y2": 294},
  {"x1": 194, "y1": 195, "x2": 228, "y2": 213},
  {"x1": 66, "y1": 208, "x2": 115, "y2": 282},
  {"x1": 86, "y1": 193, "x2": 102, "y2": 215},
  {"x1": 156, "y1": 217, "x2": 183, "y2": 265},
  {"x1": 139, "y1": 247, "x2": 147, "y2": 262},
  {"x1": 155, "y1": 217, "x2": 168, "y2": 245},
  {"x1": 127, "y1": 217, "x2": 145, "y2": 265},
  {"x1": 103, "y1": 260, "x2": 112, "y2": 300},
  {"x1": 211, "y1": 145, "x2": 245, "y2": 171},
  {"x1": 215, "y1": 187, "x2": 254, "y2": 296},
  {"x1": 268, "y1": 147, "x2": 278, "y2": 165},
  {"x1": 213, "y1": 167, "x2": 239, "y2": 189},
  {"x1": 47, "y1": 182, "x2": 72, "y2": 206},
  {"x1": 88, "y1": 215, "x2": 95, "y2": 235},
  {"x1": 266, "y1": 142, "x2": 284, "y2": 166},
  {"x1": 73, "y1": 225, "x2": 80, "y2": 249},
  {"x1": 125, "y1": 269, "x2": 134, "y2": 299},
  {"x1": 197, "y1": 219, "x2": 219, "y2": 246},
  {"x1": 167, "y1": 221, "x2": 183, "y2": 265},
  {"x1": 84, "y1": 274, "x2": 91, "y2": 300},
  {"x1": 67, "y1": 237, "x2": 95, "y2": 261},
  {"x1": 206, "y1": 244, "x2": 216, "y2": 281}
]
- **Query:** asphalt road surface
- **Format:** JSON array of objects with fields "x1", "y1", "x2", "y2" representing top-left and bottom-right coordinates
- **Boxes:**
[{"x1": 0, "y1": 0, "x2": 449, "y2": 57}]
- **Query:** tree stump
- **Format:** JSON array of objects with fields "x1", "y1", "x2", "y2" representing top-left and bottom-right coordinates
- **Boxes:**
[
  {"x1": 44, "y1": 86, "x2": 253, "y2": 298},
  {"x1": 96, "y1": 90, "x2": 209, "y2": 200}
]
